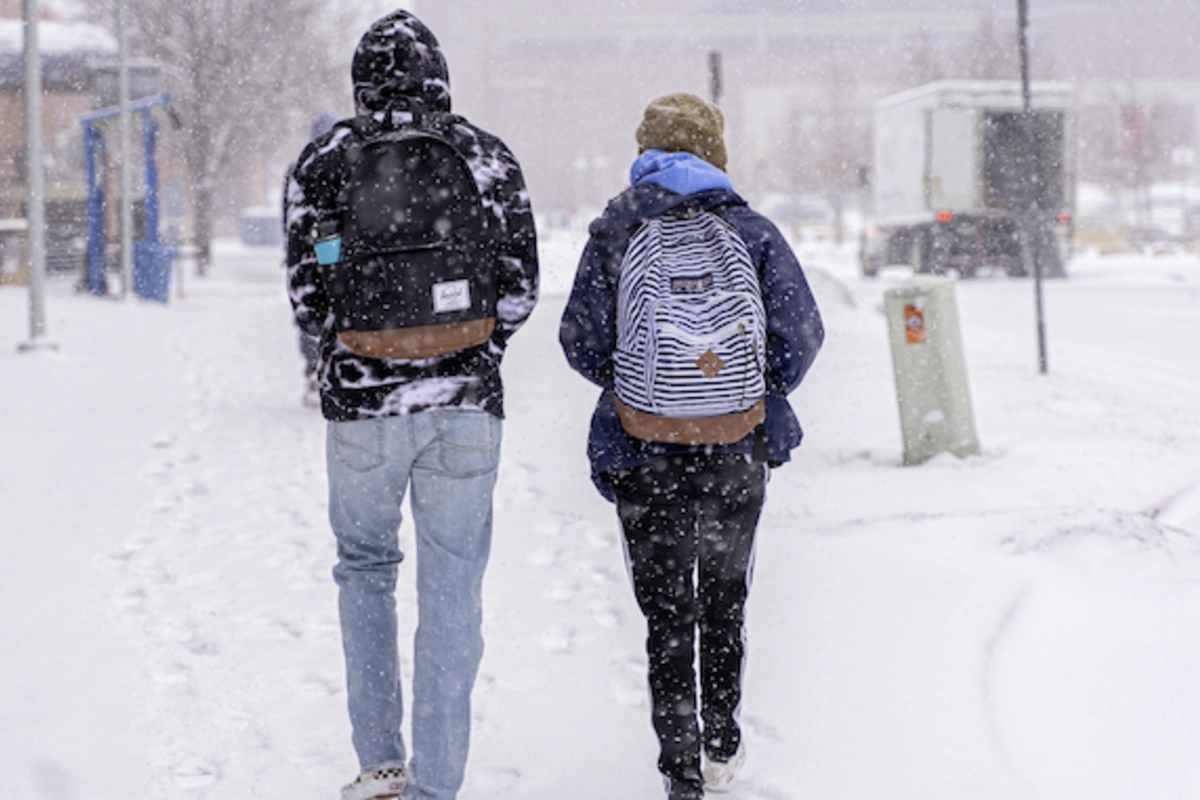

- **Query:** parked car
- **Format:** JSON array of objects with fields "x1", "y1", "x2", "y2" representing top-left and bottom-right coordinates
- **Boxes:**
[{"x1": 758, "y1": 192, "x2": 835, "y2": 240}]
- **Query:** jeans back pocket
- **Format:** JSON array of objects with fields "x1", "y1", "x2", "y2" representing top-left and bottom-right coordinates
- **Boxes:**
[
  {"x1": 332, "y1": 419, "x2": 386, "y2": 473},
  {"x1": 437, "y1": 413, "x2": 501, "y2": 478}
]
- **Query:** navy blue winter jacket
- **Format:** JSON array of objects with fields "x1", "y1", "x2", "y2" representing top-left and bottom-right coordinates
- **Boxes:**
[{"x1": 559, "y1": 167, "x2": 824, "y2": 501}]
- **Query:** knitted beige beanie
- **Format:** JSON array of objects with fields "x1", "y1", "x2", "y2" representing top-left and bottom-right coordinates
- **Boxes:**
[{"x1": 635, "y1": 92, "x2": 728, "y2": 172}]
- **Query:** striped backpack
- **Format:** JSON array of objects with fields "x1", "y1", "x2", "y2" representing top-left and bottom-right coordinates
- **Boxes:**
[{"x1": 613, "y1": 210, "x2": 767, "y2": 445}]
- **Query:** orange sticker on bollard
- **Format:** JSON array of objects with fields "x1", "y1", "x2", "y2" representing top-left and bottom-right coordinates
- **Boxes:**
[{"x1": 904, "y1": 304, "x2": 926, "y2": 344}]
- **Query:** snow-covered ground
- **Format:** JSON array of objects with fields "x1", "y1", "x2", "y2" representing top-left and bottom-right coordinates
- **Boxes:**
[{"x1": 2, "y1": 234, "x2": 1199, "y2": 800}]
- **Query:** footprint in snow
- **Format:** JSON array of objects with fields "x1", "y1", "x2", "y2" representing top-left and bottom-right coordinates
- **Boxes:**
[
  {"x1": 151, "y1": 493, "x2": 181, "y2": 514},
  {"x1": 264, "y1": 617, "x2": 305, "y2": 641},
  {"x1": 147, "y1": 658, "x2": 190, "y2": 687},
  {"x1": 110, "y1": 583, "x2": 147, "y2": 612},
  {"x1": 508, "y1": 482, "x2": 543, "y2": 505},
  {"x1": 141, "y1": 459, "x2": 175, "y2": 480},
  {"x1": 287, "y1": 672, "x2": 340, "y2": 698},
  {"x1": 532, "y1": 519, "x2": 565, "y2": 538},
  {"x1": 538, "y1": 627, "x2": 575, "y2": 654},
  {"x1": 173, "y1": 757, "x2": 219, "y2": 791},
  {"x1": 185, "y1": 636, "x2": 220, "y2": 657},
  {"x1": 588, "y1": 566, "x2": 618, "y2": 585},
  {"x1": 212, "y1": 705, "x2": 253, "y2": 732},
  {"x1": 611, "y1": 675, "x2": 648, "y2": 709},
  {"x1": 543, "y1": 579, "x2": 578, "y2": 603},
  {"x1": 742, "y1": 714, "x2": 783, "y2": 742},
  {"x1": 128, "y1": 555, "x2": 172, "y2": 585},
  {"x1": 586, "y1": 526, "x2": 618, "y2": 550},
  {"x1": 286, "y1": 747, "x2": 339, "y2": 769},
  {"x1": 526, "y1": 548, "x2": 558, "y2": 567},
  {"x1": 93, "y1": 546, "x2": 141, "y2": 576},
  {"x1": 733, "y1": 779, "x2": 796, "y2": 800},
  {"x1": 591, "y1": 604, "x2": 622, "y2": 628},
  {"x1": 466, "y1": 766, "x2": 521, "y2": 793}
]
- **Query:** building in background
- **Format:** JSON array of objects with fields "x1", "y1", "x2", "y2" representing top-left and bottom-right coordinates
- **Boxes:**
[
  {"x1": 420, "y1": 0, "x2": 1200, "y2": 242},
  {"x1": 0, "y1": 7, "x2": 186, "y2": 283}
]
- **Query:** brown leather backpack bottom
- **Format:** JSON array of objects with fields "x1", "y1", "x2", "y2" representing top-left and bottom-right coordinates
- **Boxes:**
[
  {"x1": 338, "y1": 318, "x2": 496, "y2": 360},
  {"x1": 614, "y1": 397, "x2": 765, "y2": 445}
]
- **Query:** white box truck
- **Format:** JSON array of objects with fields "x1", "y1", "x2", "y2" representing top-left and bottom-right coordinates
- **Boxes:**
[{"x1": 861, "y1": 80, "x2": 1076, "y2": 278}]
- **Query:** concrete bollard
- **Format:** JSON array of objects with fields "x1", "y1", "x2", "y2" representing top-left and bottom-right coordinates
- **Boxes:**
[{"x1": 884, "y1": 275, "x2": 981, "y2": 465}]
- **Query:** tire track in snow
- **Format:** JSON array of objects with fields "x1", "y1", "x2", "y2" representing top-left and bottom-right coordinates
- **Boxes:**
[{"x1": 980, "y1": 584, "x2": 1041, "y2": 800}]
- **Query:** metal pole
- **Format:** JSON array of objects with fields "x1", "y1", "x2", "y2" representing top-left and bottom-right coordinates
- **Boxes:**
[
  {"x1": 1018, "y1": 0, "x2": 1048, "y2": 374},
  {"x1": 708, "y1": 50, "x2": 722, "y2": 107},
  {"x1": 84, "y1": 122, "x2": 107, "y2": 295},
  {"x1": 142, "y1": 110, "x2": 159, "y2": 245},
  {"x1": 18, "y1": 0, "x2": 55, "y2": 353},
  {"x1": 117, "y1": 0, "x2": 134, "y2": 299}
]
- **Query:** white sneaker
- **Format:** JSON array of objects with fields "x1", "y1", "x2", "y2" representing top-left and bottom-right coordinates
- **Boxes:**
[
  {"x1": 701, "y1": 740, "x2": 746, "y2": 793},
  {"x1": 341, "y1": 767, "x2": 406, "y2": 800}
]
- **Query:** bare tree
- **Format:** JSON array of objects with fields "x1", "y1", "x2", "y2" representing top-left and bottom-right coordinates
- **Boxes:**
[
  {"x1": 811, "y1": 57, "x2": 868, "y2": 244},
  {"x1": 89, "y1": 0, "x2": 343, "y2": 273},
  {"x1": 774, "y1": 56, "x2": 869, "y2": 245}
]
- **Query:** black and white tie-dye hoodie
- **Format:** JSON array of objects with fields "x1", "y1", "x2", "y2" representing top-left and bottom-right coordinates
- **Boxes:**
[{"x1": 284, "y1": 10, "x2": 538, "y2": 422}]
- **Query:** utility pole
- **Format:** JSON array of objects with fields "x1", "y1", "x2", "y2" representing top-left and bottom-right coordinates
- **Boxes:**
[
  {"x1": 117, "y1": 0, "x2": 134, "y2": 299},
  {"x1": 18, "y1": 0, "x2": 55, "y2": 353},
  {"x1": 1018, "y1": 0, "x2": 1048, "y2": 375},
  {"x1": 708, "y1": 50, "x2": 722, "y2": 107}
]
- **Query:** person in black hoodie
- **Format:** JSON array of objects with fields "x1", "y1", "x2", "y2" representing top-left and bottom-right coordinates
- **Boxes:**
[
  {"x1": 559, "y1": 93, "x2": 822, "y2": 800},
  {"x1": 284, "y1": 11, "x2": 537, "y2": 800}
]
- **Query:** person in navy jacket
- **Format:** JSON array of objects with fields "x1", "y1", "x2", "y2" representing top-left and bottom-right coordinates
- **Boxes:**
[{"x1": 559, "y1": 93, "x2": 823, "y2": 800}]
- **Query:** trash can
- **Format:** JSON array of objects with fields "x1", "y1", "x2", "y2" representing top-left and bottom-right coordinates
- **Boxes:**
[
  {"x1": 239, "y1": 209, "x2": 284, "y2": 247},
  {"x1": 134, "y1": 242, "x2": 177, "y2": 303},
  {"x1": 884, "y1": 274, "x2": 980, "y2": 465}
]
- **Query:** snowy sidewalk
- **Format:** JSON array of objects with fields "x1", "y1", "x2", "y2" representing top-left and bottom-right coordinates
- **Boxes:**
[{"x1": 2, "y1": 240, "x2": 1200, "y2": 800}]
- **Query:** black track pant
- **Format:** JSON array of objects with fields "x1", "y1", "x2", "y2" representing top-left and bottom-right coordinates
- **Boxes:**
[{"x1": 612, "y1": 453, "x2": 766, "y2": 788}]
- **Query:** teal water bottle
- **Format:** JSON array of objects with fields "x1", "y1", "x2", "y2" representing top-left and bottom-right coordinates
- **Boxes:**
[{"x1": 312, "y1": 218, "x2": 342, "y2": 265}]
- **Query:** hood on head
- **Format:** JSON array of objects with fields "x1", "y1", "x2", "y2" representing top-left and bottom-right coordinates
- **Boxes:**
[
  {"x1": 630, "y1": 149, "x2": 735, "y2": 196},
  {"x1": 352, "y1": 10, "x2": 450, "y2": 117}
]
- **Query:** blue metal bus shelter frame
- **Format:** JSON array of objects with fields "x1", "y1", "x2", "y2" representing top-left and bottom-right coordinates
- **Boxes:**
[{"x1": 79, "y1": 93, "x2": 172, "y2": 297}]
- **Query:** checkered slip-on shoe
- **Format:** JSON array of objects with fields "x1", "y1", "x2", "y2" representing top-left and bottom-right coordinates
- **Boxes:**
[{"x1": 341, "y1": 767, "x2": 406, "y2": 800}]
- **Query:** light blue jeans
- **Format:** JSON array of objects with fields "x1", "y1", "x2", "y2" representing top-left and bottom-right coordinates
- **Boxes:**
[{"x1": 327, "y1": 410, "x2": 502, "y2": 800}]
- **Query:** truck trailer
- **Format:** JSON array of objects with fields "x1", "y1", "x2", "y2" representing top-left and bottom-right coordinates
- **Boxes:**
[{"x1": 861, "y1": 80, "x2": 1076, "y2": 279}]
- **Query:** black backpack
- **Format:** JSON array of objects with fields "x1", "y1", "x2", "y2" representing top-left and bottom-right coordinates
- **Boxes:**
[{"x1": 323, "y1": 122, "x2": 498, "y2": 359}]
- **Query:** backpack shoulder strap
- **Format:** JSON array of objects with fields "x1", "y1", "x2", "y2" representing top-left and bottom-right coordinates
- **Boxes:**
[{"x1": 343, "y1": 116, "x2": 481, "y2": 191}]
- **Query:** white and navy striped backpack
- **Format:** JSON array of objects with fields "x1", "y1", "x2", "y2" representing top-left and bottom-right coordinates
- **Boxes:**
[{"x1": 613, "y1": 210, "x2": 767, "y2": 445}]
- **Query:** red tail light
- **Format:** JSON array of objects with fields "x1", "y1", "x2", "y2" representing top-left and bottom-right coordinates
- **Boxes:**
[{"x1": 936, "y1": 210, "x2": 954, "y2": 223}]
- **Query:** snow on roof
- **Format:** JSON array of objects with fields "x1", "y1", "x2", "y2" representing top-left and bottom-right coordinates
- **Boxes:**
[
  {"x1": 0, "y1": 19, "x2": 117, "y2": 56},
  {"x1": 874, "y1": 79, "x2": 1076, "y2": 112}
]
